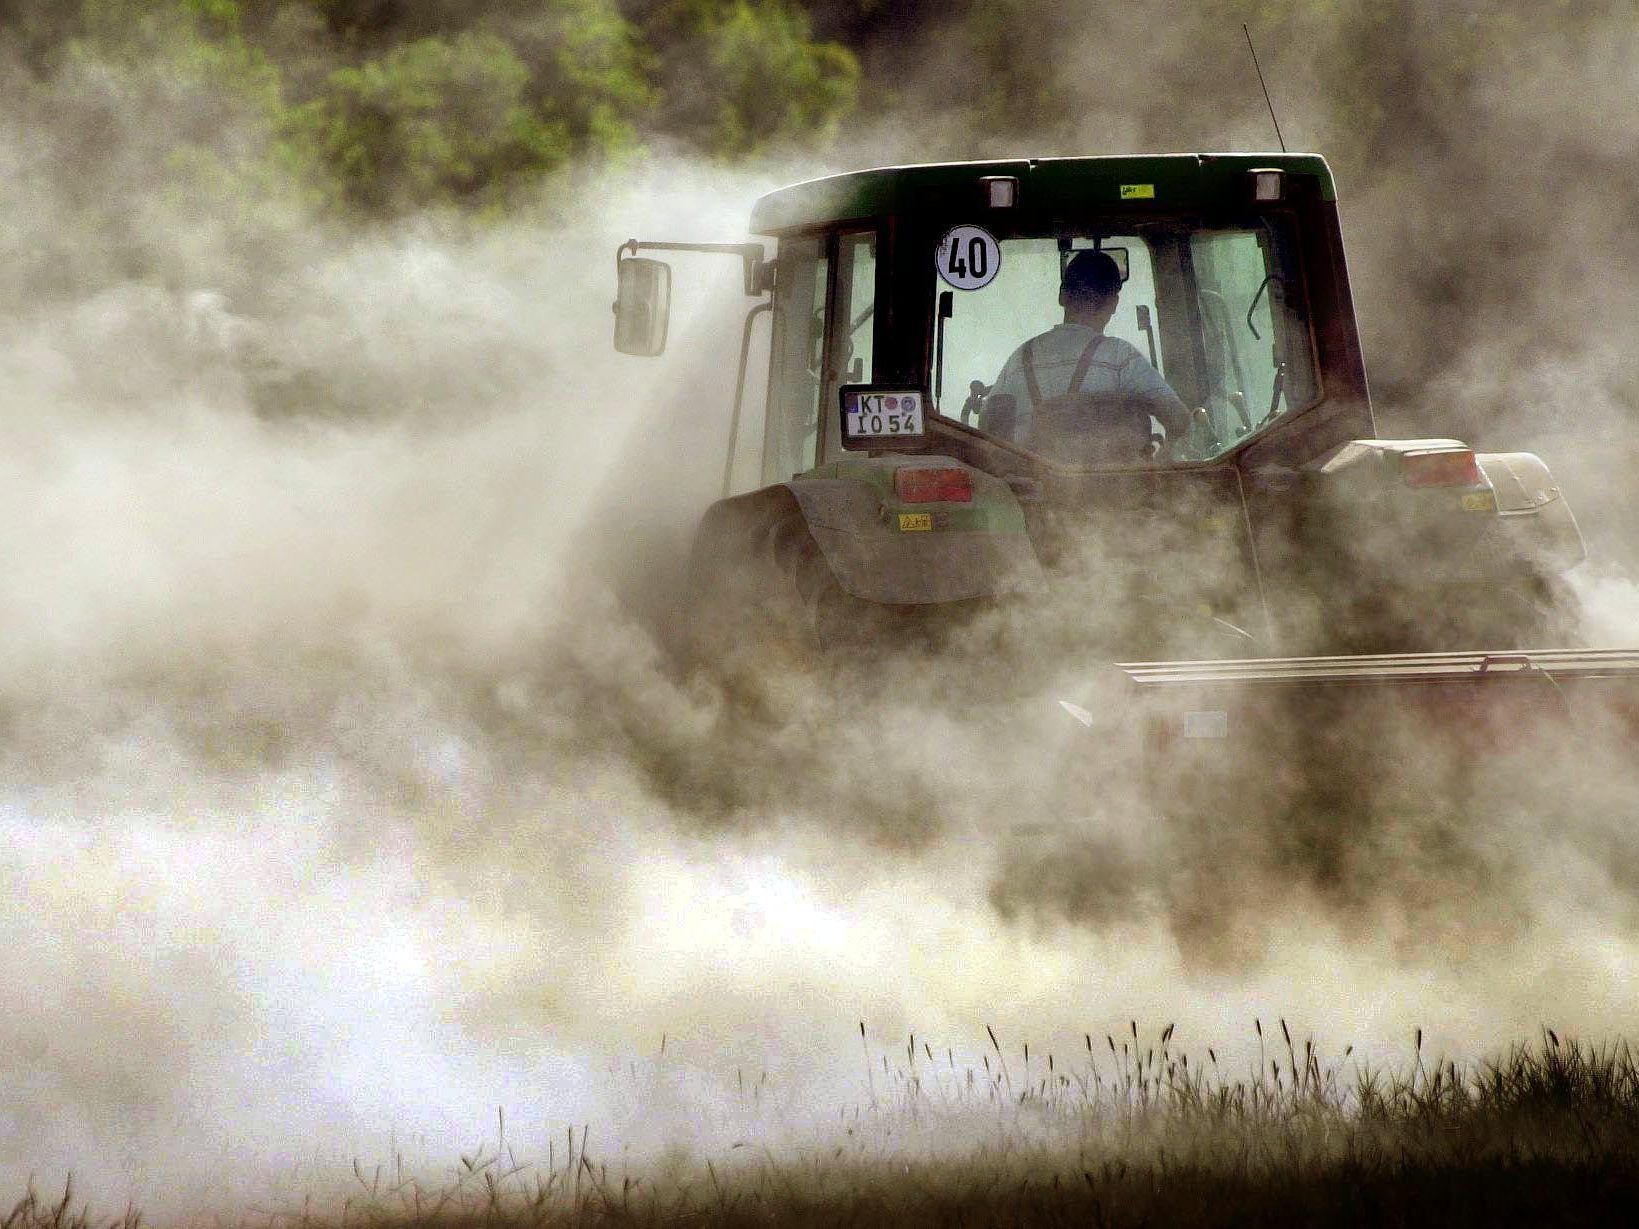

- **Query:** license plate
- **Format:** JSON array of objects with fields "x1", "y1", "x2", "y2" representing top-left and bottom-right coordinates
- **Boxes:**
[{"x1": 844, "y1": 390, "x2": 925, "y2": 439}]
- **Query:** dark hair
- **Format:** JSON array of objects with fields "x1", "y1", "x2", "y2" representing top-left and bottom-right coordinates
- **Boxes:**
[{"x1": 1062, "y1": 250, "x2": 1123, "y2": 303}]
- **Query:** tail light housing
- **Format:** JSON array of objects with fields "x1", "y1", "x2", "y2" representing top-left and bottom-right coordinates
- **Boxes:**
[
  {"x1": 895, "y1": 466, "x2": 973, "y2": 503},
  {"x1": 1401, "y1": 448, "x2": 1484, "y2": 488}
]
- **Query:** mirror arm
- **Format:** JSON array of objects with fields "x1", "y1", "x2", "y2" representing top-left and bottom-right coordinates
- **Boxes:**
[{"x1": 618, "y1": 239, "x2": 773, "y2": 296}]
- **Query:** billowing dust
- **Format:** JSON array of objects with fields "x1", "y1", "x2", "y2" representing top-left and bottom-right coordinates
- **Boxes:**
[{"x1": 6, "y1": 3, "x2": 1639, "y2": 1221}]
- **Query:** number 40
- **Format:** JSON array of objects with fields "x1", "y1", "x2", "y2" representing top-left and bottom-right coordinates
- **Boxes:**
[{"x1": 947, "y1": 237, "x2": 988, "y2": 279}]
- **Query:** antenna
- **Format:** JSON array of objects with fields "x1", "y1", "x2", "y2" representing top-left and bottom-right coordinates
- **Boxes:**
[{"x1": 1242, "y1": 23, "x2": 1287, "y2": 153}]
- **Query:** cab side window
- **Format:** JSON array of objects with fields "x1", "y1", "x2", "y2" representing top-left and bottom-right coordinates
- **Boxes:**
[
  {"x1": 833, "y1": 231, "x2": 876, "y2": 386},
  {"x1": 1190, "y1": 225, "x2": 1314, "y2": 447},
  {"x1": 763, "y1": 237, "x2": 830, "y2": 484}
]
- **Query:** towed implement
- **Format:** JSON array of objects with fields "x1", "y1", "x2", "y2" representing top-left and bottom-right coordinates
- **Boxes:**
[{"x1": 611, "y1": 154, "x2": 1639, "y2": 763}]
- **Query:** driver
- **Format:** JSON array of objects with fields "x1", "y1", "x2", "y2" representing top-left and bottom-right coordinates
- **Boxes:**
[{"x1": 980, "y1": 249, "x2": 1190, "y2": 449}]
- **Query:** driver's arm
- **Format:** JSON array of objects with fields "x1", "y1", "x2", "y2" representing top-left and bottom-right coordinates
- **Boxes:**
[
  {"x1": 1119, "y1": 352, "x2": 1190, "y2": 440},
  {"x1": 978, "y1": 347, "x2": 1031, "y2": 440}
]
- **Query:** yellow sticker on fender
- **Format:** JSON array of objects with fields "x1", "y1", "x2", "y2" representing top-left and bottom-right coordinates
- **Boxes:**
[
  {"x1": 898, "y1": 512, "x2": 933, "y2": 532},
  {"x1": 1120, "y1": 184, "x2": 1155, "y2": 200},
  {"x1": 1461, "y1": 491, "x2": 1497, "y2": 512}
]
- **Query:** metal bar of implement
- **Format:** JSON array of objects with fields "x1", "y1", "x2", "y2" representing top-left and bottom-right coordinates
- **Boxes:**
[{"x1": 1118, "y1": 648, "x2": 1639, "y2": 688}]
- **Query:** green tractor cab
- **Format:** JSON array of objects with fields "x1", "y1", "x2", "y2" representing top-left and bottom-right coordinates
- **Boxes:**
[{"x1": 614, "y1": 154, "x2": 1590, "y2": 672}]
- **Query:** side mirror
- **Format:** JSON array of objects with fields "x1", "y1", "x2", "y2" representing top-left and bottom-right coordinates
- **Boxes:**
[{"x1": 614, "y1": 257, "x2": 671, "y2": 356}]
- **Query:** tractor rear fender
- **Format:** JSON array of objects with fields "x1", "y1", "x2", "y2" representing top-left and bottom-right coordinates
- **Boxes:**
[
  {"x1": 693, "y1": 457, "x2": 1043, "y2": 606},
  {"x1": 1303, "y1": 439, "x2": 1586, "y2": 579}
]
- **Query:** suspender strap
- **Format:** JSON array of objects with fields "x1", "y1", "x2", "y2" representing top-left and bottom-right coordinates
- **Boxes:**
[
  {"x1": 1022, "y1": 334, "x2": 1106, "y2": 408},
  {"x1": 1021, "y1": 338, "x2": 1043, "y2": 408},
  {"x1": 1067, "y1": 334, "x2": 1104, "y2": 395}
]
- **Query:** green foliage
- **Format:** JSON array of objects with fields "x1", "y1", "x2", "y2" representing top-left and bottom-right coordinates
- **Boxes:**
[
  {"x1": 8, "y1": 0, "x2": 1635, "y2": 227},
  {"x1": 634, "y1": 0, "x2": 860, "y2": 158},
  {"x1": 706, "y1": 0, "x2": 859, "y2": 155},
  {"x1": 67, "y1": 0, "x2": 284, "y2": 126},
  {"x1": 8, "y1": 0, "x2": 325, "y2": 284},
  {"x1": 292, "y1": 32, "x2": 575, "y2": 212},
  {"x1": 1, "y1": 0, "x2": 857, "y2": 221},
  {"x1": 503, "y1": 0, "x2": 653, "y2": 164}
]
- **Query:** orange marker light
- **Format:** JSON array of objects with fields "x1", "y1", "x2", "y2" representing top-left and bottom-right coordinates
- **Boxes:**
[{"x1": 1402, "y1": 449, "x2": 1484, "y2": 488}]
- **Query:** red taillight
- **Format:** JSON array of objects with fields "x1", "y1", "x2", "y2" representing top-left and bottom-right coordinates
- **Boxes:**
[
  {"x1": 1402, "y1": 449, "x2": 1484, "y2": 488},
  {"x1": 895, "y1": 466, "x2": 973, "y2": 503}
]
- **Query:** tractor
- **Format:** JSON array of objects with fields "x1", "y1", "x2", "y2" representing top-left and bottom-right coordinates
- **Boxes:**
[{"x1": 611, "y1": 154, "x2": 1639, "y2": 760}]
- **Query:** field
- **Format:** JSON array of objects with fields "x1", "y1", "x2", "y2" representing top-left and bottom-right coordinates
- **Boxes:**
[{"x1": 14, "y1": 1029, "x2": 1639, "y2": 1228}]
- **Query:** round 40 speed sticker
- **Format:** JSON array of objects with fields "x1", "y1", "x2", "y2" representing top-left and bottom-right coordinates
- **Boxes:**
[{"x1": 936, "y1": 225, "x2": 1001, "y2": 291}]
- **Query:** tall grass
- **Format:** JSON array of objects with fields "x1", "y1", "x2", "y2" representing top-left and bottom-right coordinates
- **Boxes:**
[{"x1": 18, "y1": 1028, "x2": 1639, "y2": 1227}]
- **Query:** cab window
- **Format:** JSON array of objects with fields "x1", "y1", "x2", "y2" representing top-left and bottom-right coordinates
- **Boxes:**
[
  {"x1": 763, "y1": 236, "x2": 829, "y2": 484},
  {"x1": 937, "y1": 236, "x2": 1165, "y2": 421},
  {"x1": 932, "y1": 219, "x2": 1316, "y2": 465},
  {"x1": 833, "y1": 231, "x2": 876, "y2": 386},
  {"x1": 1190, "y1": 226, "x2": 1316, "y2": 450}
]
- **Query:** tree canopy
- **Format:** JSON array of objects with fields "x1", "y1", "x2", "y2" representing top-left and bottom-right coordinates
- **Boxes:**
[
  {"x1": 1, "y1": 0, "x2": 863, "y2": 217},
  {"x1": 3, "y1": 0, "x2": 1628, "y2": 226}
]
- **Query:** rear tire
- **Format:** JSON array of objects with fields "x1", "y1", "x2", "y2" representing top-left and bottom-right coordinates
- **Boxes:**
[
  {"x1": 683, "y1": 506, "x2": 845, "y2": 704},
  {"x1": 688, "y1": 505, "x2": 951, "y2": 703},
  {"x1": 765, "y1": 512, "x2": 902, "y2": 654}
]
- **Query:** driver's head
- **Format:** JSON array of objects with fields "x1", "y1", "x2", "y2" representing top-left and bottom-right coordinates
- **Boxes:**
[{"x1": 1060, "y1": 250, "x2": 1123, "y2": 314}]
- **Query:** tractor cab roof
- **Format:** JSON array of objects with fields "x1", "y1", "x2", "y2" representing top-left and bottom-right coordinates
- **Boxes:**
[{"x1": 750, "y1": 152, "x2": 1336, "y2": 235}]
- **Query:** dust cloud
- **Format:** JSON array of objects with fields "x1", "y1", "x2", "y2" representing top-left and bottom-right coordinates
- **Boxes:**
[{"x1": 8, "y1": 2, "x2": 1639, "y2": 1222}]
